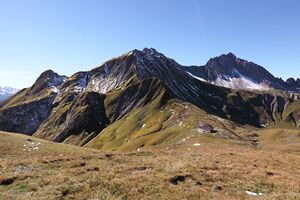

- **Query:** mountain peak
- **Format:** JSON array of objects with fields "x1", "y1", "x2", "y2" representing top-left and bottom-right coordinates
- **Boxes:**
[
  {"x1": 29, "y1": 69, "x2": 66, "y2": 95},
  {"x1": 226, "y1": 52, "x2": 237, "y2": 58},
  {"x1": 142, "y1": 47, "x2": 159, "y2": 55},
  {"x1": 38, "y1": 69, "x2": 56, "y2": 78},
  {"x1": 216, "y1": 52, "x2": 237, "y2": 61},
  {"x1": 124, "y1": 48, "x2": 162, "y2": 59},
  {"x1": 35, "y1": 69, "x2": 65, "y2": 85},
  {"x1": 207, "y1": 52, "x2": 237, "y2": 64}
]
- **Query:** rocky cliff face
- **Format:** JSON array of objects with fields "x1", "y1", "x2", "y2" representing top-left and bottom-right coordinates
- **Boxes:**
[
  {"x1": 35, "y1": 91, "x2": 109, "y2": 144},
  {"x1": 0, "y1": 48, "x2": 299, "y2": 150}
]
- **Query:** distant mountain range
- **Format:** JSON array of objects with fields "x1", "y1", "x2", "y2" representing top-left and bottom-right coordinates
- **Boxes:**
[
  {"x1": 0, "y1": 48, "x2": 299, "y2": 151},
  {"x1": 0, "y1": 86, "x2": 19, "y2": 102}
]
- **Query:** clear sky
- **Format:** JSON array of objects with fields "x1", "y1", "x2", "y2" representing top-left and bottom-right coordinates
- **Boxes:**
[{"x1": 0, "y1": 0, "x2": 299, "y2": 88}]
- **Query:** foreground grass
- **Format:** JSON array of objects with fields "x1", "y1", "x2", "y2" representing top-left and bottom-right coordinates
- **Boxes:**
[{"x1": 0, "y1": 130, "x2": 299, "y2": 199}]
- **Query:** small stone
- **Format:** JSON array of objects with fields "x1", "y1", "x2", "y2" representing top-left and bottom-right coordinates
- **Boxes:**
[
  {"x1": 216, "y1": 186, "x2": 223, "y2": 190},
  {"x1": 196, "y1": 181, "x2": 202, "y2": 186},
  {"x1": 266, "y1": 171, "x2": 274, "y2": 176}
]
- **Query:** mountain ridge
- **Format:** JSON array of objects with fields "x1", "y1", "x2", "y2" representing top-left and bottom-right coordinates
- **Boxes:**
[
  {"x1": 0, "y1": 48, "x2": 299, "y2": 151},
  {"x1": 184, "y1": 52, "x2": 300, "y2": 92}
]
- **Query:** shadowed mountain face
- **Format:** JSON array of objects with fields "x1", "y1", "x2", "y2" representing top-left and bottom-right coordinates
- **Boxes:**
[
  {"x1": 185, "y1": 53, "x2": 300, "y2": 92},
  {"x1": 0, "y1": 48, "x2": 299, "y2": 150}
]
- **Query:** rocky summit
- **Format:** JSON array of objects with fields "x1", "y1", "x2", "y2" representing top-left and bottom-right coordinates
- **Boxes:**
[{"x1": 0, "y1": 48, "x2": 300, "y2": 151}]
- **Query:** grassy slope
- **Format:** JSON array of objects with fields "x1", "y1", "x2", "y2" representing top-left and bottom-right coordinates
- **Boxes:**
[
  {"x1": 249, "y1": 129, "x2": 300, "y2": 153},
  {"x1": 85, "y1": 95, "x2": 255, "y2": 151},
  {"x1": 236, "y1": 89, "x2": 300, "y2": 128},
  {"x1": 1, "y1": 131, "x2": 300, "y2": 200}
]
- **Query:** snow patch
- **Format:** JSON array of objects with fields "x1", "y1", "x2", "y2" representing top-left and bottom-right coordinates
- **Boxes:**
[
  {"x1": 260, "y1": 123, "x2": 269, "y2": 128},
  {"x1": 50, "y1": 86, "x2": 59, "y2": 93},
  {"x1": 212, "y1": 69, "x2": 271, "y2": 91},
  {"x1": 246, "y1": 191, "x2": 263, "y2": 196},
  {"x1": 186, "y1": 72, "x2": 207, "y2": 82}
]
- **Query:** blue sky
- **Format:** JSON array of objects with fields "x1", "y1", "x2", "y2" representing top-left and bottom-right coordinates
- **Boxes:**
[{"x1": 0, "y1": 0, "x2": 299, "y2": 88}]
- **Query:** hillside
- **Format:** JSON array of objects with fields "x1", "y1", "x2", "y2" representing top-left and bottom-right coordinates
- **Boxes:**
[
  {"x1": 0, "y1": 130, "x2": 299, "y2": 199},
  {"x1": 0, "y1": 48, "x2": 300, "y2": 151}
]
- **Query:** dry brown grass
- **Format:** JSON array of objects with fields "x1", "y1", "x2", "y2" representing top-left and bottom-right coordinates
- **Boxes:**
[{"x1": 0, "y1": 130, "x2": 299, "y2": 200}]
